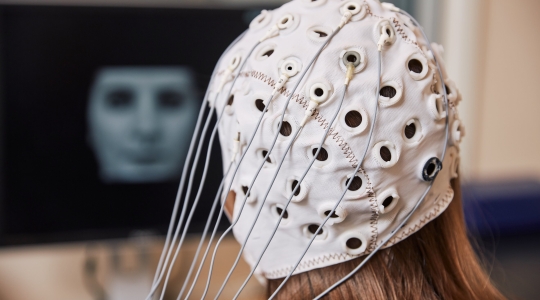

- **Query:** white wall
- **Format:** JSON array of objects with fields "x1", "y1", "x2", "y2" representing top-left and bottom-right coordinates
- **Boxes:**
[{"x1": 442, "y1": 0, "x2": 540, "y2": 180}]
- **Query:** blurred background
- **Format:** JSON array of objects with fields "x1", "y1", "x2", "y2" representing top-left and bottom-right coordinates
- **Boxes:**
[{"x1": 0, "y1": 0, "x2": 538, "y2": 299}]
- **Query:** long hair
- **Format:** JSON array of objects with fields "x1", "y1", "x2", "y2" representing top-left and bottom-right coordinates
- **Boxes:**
[{"x1": 268, "y1": 180, "x2": 506, "y2": 299}]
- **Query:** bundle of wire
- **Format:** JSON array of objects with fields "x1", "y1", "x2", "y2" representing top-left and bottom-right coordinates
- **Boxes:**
[{"x1": 146, "y1": 0, "x2": 463, "y2": 299}]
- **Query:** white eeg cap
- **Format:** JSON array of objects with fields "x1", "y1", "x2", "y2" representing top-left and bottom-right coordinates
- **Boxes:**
[{"x1": 213, "y1": 0, "x2": 462, "y2": 279}]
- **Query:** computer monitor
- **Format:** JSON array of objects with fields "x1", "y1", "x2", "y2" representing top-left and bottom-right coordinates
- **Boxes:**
[{"x1": 0, "y1": 3, "x2": 273, "y2": 245}]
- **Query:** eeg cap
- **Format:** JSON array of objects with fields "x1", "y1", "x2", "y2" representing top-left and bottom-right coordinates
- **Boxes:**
[{"x1": 213, "y1": 0, "x2": 462, "y2": 280}]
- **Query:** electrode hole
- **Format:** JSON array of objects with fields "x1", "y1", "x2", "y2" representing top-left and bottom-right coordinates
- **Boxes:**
[
  {"x1": 324, "y1": 210, "x2": 339, "y2": 218},
  {"x1": 312, "y1": 147, "x2": 329, "y2": 161},
  {"x1": 380, "y1": 146, "x2": 392, "y2": 162},
  {"x1": 426, "y1": 162, "x2": 436, "y2": 176},
  {"x1": 346, "y1": 238, "x2": 362, "y2": 249},
  {"x1": 255, "y1": 99, "x2": 265, "y2": 112},
  {"x1": 308, "y1": 224, "x2": 323, "y2": 235},
  {"x1": 276, "y1": 206, "x2": 289, "y2": 219},
  {"x1": 263, "y1": 49, "x2": 274, "y2": 57},
  {"x1": 227, "y1": 95, "x2": 234, "y2": 106},
  {"x1": 404, "y1": 123, "x2": 416, "y2": 139},
  {"x1": 314, "y1": 30, "x2": 328, "y2": 38},
  {"x1": 314, "y1": 87, "x2": 324, "y2": 97},
  {"x1": 291, "y1": 180, "x2": 300, "y2": 196},
  {"x1": 262, "y1": 150, "x2": 272, "y2": 163},
  {"x1": 279, "y1": 121, "x2": 293, "y2": 136},
  {"x1": 382, "y1": 196, "x2": 393, "y2": 208},
  {"x1": 345, "y1": 176, "x2": 363, "y2": 191},
  {"x1": 408, "y1": 59, "x2": 423, "y2": 74},
  {"x1": 241, "y1": 186, "x2": 251, "y2": 197},
  {"x1": 380, "y1": 86, "x2": 397, "y2": 98},
  {"x1": 345, "y1": 111, "x2": 362, "y2": 128},
  {"x1": 281, "y1": 17, "x2": 289, "y2": 24},
  {"x1": 346, "y1": 54, "x2": 357, "y2": 63},
  {"x1": 348, "y1": 5, "x2": 356, "y2": 10}
]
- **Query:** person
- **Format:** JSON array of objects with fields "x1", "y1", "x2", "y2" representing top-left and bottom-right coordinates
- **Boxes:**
[
  {"x1": 151, "y1": 1, "x2": 507, "y2": 299},
  {"x1": 87, "y1": 67, "x2": 198, "y2": 183}
]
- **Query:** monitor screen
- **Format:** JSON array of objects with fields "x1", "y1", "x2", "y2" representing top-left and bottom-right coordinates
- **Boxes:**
[{"x1": 0, "y1": 4, "x2": 263, "y2": 245}]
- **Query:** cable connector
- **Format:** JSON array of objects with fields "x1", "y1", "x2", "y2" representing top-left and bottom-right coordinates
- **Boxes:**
[
  {"x1": 271, "y1": 59, "x2": 300, "y2": 97},
  {"x1": 301, "y1": 83, "x2": 330, "y2": 126},
  {"x1": 272, "y1": 73, "x2": 290, "y2": 97},
  {"x1": 301, "y1": 101, "x2": 318, "y2": 127},
  {"x1": 218, "y1": 54, "x2": 242, "y2": 92},
  {"x1": 339, "y1": 11, "x2": 353, "y2": 28},
  {"x1": 344, "y1": 63, "x2": 355, "y2": 86},
  {"x1": 260, "y1": 14, "x2": 295, "y2": 42},
  {"x1": 230, "y1": 131, "x2": 241, "y2": 162},
  {"x1": 377, "y1": 22, "x2": 393, "y2": 51},
  {"x1": 382, "y1": 2, "x2": 400, "y2": 12},
  {"x1": 260, "y1": 24, "x2": 280, "y2": 42}
]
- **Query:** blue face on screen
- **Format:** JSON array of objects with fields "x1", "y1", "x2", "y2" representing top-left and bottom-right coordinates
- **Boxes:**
[{"x1": 87, "y1": 67, "x2": 198, "y2": 183}]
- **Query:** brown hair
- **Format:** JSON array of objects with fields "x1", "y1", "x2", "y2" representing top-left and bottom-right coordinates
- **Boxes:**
[{"x1": 268, "y1": 180, "x2": 506, "y2": 300}]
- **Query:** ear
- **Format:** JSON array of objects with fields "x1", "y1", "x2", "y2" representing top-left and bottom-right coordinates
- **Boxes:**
[{"x1": 224, "y1": 190, "x2": 236, "y2": 221}]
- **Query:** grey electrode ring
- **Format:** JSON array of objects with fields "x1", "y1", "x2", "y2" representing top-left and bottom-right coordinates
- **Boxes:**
[
  {"x1": 342, "y1": 51, "x2": 362, "y2": 67},
  {"x1": 422, "y1": 157, "x2": 442, "y2": 181},
  {"x1": 339, "y1": 47, "x2": 367, "y2": 73}
]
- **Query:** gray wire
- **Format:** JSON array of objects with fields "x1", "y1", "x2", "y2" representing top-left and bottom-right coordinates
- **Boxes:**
[
  {"x1": 158, "y1": 160, "x2": 236, "y2": 300},
  {"x1": 159, "y1": 57, "x2": 255, "y2": 298},
  {"x1": 179, "y1": 90, "x2": 273, "y2": 297},
  {"x1": 199, "y1": 91, "x2": 291, "y2": 300},
  {"x1": 313, "y1": 185, "x2": 433, "y2": 299},
  {"x1": 313, "y1": 11, "x2": 450, "y2": 299},
  {"x1": 197, "y1": 27, "x2": 344, "y2": 300},
  {"x1": 150, "y1": 101, "x2": 216, "y2": 300},
  {"x1": 156, "y1": 40, "x2": 260, "y2": 299},
  {"x1": 232, "y1": 83, "x2": 349, "y2": 300},
  {"x1": 150, "y1": 30, "x2": 248, "y2": 291},
  {"x1": 150, "y1": 31, "x2": 247, "y2": 291},
  {"x1": 182, "y1": 64, "x2": 278, "y2": 300},
  {"x1": 151, "y1": 92, "x2": 207, "y2": 288},
  {"x1": 214, "y1": 122, "x2": 306, "y2": 299},
  {"x1": 398, "y1": 10, "x2": 450, "y2": 160},
  {"x1": 176, "y1": 161, "x2": 234, "y2": 299},
  {"x1": 146, "y1": 31, "x2": 249, "y2": 300},
  {"x1": 268, "y1": 50, "x2": 383, "y2": 300}
]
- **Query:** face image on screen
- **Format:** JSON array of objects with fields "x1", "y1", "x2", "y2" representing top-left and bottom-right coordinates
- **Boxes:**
[
  {"x1": 87, "y1": 67, "x2": 199, "y2": 183},
  {"x1": 0, "y1": 4, "x2": 262, "y2": 245}
]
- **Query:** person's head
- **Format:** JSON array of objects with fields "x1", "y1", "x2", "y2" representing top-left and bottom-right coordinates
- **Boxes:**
[
  {"x1": 87, "y1": 66, "x2": 198, "y2": 183},
  {"x1": 150, "y1": 0, "x2": 503, "y2": 299},
  {"x1": 267, "y1": 179, "x2": 506, "y2": 300}
]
